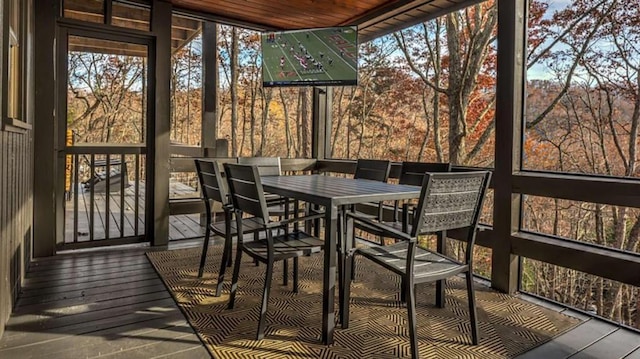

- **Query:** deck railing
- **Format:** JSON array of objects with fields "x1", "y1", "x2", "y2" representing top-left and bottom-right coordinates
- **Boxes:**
[{"x1": 65, "y1": 146, "x2": 146, "y2": 247}]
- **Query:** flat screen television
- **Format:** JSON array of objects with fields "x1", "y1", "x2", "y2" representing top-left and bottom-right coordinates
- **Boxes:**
[{"x1": 261, "y1": 26, "x2": 358, "y2": 87}]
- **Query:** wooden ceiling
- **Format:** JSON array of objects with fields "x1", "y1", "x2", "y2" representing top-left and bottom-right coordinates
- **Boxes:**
[
  {"x1": 64, "y1": 0, "x2": 481, "y2": 56},
  {"x1": 65, "y1": 0, "x2": 202, "y2": 56},
  {"x1": 170, "y1": 0, "x2": 481, "y2": 42}
]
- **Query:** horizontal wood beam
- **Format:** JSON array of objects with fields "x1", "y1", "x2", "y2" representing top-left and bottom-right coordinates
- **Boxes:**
[
  {"x1": 66, "y1": 145, "x2": 146, "y2": 155},
  {"x1": 280, "y1": 158, "x2": 317, "y2": 172},
  {"x1": 512, "y1": 232, "x2": 640, "y2": 287},
  {"x1": 169, "y1": 157, "x2": 317, "y2": 173},
  {"x1": 513, "y1": 172, "x2": 640, "y2": 208},
  {"x1": 170, "y1": 145, "x2": 202, "y2": 157},
  {"x1": 169, "y1": 157, "x2": 237, "y2": 173}
]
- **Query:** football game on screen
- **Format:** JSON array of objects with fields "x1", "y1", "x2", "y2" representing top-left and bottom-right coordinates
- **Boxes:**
[{"x1": 261, "y1": 26, "x2": 358, "y2": 87}]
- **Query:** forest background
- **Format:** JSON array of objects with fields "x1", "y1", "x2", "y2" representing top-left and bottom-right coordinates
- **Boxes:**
[{"x1": 66, "y1": 0, "x2": 640, "y2": 329}]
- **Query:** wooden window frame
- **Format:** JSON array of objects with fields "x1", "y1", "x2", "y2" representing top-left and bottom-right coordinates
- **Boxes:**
[{"x1": 2, "y1": 0, "x2": 32, "y2": 132}]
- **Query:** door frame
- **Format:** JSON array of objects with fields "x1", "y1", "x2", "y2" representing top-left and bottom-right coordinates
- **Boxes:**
[{"x1": 56, "y1": 23, "x2": 156, "y2": 250}]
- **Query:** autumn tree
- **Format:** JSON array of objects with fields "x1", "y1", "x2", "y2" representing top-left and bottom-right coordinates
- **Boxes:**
[
  {"x1": 395, "y1": 1, "x2": 497, "y2": 166},
  {"x1": 523, "y1": 0, "x2": 639, "y2": 328},
  {"x1": 67, "y1": 52, "x2": 146, "y2": 144}
]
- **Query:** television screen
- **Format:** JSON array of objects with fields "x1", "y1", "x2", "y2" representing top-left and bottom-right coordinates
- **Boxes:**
[{"x1": 261, "y1": 26, "x2": 358, "y2": 87}]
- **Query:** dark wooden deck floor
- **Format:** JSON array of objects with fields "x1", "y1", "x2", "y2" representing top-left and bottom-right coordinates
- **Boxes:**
[
  {"x1": 1, "y1": 239, "x2": 638, "y2": 359},
  {"x1": 0, "y1": 240, "x2": 210, "y2": 359}
]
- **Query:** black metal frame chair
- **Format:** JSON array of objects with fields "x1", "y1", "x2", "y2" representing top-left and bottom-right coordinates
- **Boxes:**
[
  {"x1": 238, "y1": 156, "x2": 300, "y2": 283},
  {"x1": 353, "y1": 159, "x2": 392, "y2": 221},
  {"x1": 224, "y1": 163, "x2": 325, "y2": 340},
  {"x1": 394, "y1": 161, "x2": 452, "y2": 231},
  {"x1": 344, "y1": 170, "x2": 491, "y2": 358},
  {"x1": 194, "y1": 159, "x2": 263, "y2": 297}
]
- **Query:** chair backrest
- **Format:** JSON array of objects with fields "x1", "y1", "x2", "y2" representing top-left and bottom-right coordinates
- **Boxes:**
[
  {"x1": 194, "y1": 159, "x2": 228, "y2": 205},
  {"x1": 399, "y1": 162, "x2": 451, "y2": 186},
  {"x1": 354, "y1": 159, "x2": 391, "y2": 182},
  {"x1": 224, "y1": 163, "x2": 270, "y2": 222},
  {"x1": 411, "y1": 171, "x2": 491, "y2": 263},
  {"x1": 238, "y1": 157, "x2": 281, "y2": 176}
]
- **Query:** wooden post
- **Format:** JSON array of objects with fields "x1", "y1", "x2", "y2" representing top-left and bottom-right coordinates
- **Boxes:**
[
  {"x1": 201, "y1": 21, "x2": 218, "y2": 156},
  {"x1": 201, "y1": 20, "x2": 218, "y2": 225},
  {"x1": 33, "y1": 0, "x2": 58, "y2": 257},
  {"x1": 492, "y1": 0, "x2": 526, "y2": 293},
  {"x1": 312, "y1": 87, "x2": 332, "y2": 160},
  {"x1": 149, "y1": 0, "x2": 172, "y2": 246}
]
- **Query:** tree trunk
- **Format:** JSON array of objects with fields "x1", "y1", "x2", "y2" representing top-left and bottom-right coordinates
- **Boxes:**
[
  {"x1": 230, "y1": 27, "x2": 239, "y2": 156},
  {"x1": 260, "y1": 88, "x2": 272, "y2": 156},
  {"x1": 279, "y1": 88, "x2": 292, "y2": 157},
  {"x1": 250, "y1": 80, "x2": 257, "y2": 155},
  {"x1": 300, "y1": 88, "x2": 309, "y2": 157}
]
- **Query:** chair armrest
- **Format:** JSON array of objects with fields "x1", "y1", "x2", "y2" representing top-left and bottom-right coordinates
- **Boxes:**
[{"x1": 347, "y1": 211, "x2": 415, "y2": 243}]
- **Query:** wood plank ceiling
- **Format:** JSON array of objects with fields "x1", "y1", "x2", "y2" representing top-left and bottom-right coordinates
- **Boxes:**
[
  {"x1": 170, "y1": 0, "x2": 481, "y2": 42},
  {"x1": 64, "y1": 0, "x2": 482, "y2": 56},
  {"x1": 65, "y1": 0, "x2": 202, "y2": 56}
]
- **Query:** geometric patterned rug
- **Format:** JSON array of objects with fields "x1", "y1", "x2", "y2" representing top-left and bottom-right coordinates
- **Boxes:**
[{"x1": 146, "y1": 245, "x2": 579, "y2": 358}]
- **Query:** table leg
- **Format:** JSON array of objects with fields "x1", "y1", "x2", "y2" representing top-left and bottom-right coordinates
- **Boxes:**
[
  {"x1": 340, "y1": 209, "x2": 353, "y2": 328},
  {"x1": 322, "y1": 204, "x2": 337, "y2": 345}
]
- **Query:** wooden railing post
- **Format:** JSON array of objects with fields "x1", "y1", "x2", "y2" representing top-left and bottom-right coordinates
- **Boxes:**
[{"x1": 492, "y1": 0, "x2": 526, "y2": 293}]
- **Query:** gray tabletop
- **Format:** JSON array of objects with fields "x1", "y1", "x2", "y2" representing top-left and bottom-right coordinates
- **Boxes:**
[{"x1": 260, "y1": 174, "x2": 421, "y2": 207}]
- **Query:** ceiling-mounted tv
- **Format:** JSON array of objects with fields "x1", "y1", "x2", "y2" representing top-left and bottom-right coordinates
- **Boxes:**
[{"x1": 261, "y1": 26, "x2": 358, "y2": 87}]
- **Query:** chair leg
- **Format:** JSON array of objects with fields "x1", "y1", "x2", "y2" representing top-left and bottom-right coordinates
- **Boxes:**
[
  {"x1": 337, "y1": 248, "x2": 344, "y2": 324},
  {"x1": 340, "y1": 252, "x2": 353, "y2": 328},
  {"x1": 405, "y1": 276, "x2": 419, "y2": 359},
  {"x1": 400, "y1": 277, "x2": 407, "y2": 303},
  {"x1": 227, "y1": 243, "x2": 244, "y2": 310},
  {"x1": 254, "y1": 232, "x2": 260, "y2": 266},
  {"x1": 466, "y1": 271, "x2": 479, "y2": 345},
  {"x1": 293, "y1": 257, "x2": 299, "y2": 293},
  {"x1": 257, "y1": 259, "x2": 274, "y2": 340},
  {"x1": 198, "y1": 226, "x2": 212, "y2": 278},
  {"x1": 283, "y1": 259, "x2": 289, "y2": 286},
  {"x1": 227, "y1": 243, "x2": 233, "y2": 267},
  {"x1": 340, "y1": 215, "x2": 353, "y2": 328},
  {"x1": 215, "y1": 233, "x2": 232, "y2": 297},
  {"x1": 350, "y1": 246, "x2": 356, "y2": 280},
  {"x1": 345, "y1": 209, "x2": 357, "y2": 281}
]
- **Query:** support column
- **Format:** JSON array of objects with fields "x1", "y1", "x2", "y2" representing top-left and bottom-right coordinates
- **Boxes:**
[
  {"x1": 32, "y1": 0, "x2": 59, "y2": 257},
  {"x1": 201, "y1": 21, "x2": 219, "y2": 157},
  {"x1": 491, "y1": 0, "x2": 526, "y2": 293},
  {"x1": 312, "y1": 87, "x2": 332, "y2": 160},
  {"x1": 149, "y1": 0, "x2": 172, "y2": 246}
]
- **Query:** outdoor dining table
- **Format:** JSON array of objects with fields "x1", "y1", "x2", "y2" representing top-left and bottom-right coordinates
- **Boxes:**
[{"x1": 260, "y1": 174, "x2": 422, "y2": 345}]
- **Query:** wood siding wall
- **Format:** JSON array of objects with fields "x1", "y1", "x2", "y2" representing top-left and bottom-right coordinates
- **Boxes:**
[
  {"x1": 0, "y1": 131, "x2": 33, "y2": 339},
  {"x1": 1, "y1": 0, "x2": 34, "y2": 340}
]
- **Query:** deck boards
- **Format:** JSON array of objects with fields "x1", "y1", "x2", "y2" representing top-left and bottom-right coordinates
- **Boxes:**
[
  {"x1": 0, "y1": 242, "x2": 209, "y2": 359},
  {"x1": 625, "y1": 347, "x2": 640, "y2": 359},
  {"x1": 515, "y1": 317, "x2": 619, "y2": 359},
  {"x1": 1, "y1": 239, "x2": 638, "y2": 359},
  {"x1": 569, "y1": 328, "x2": 640, "y2": 359}
]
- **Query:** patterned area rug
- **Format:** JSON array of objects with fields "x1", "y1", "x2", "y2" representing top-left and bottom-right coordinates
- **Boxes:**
[{"x1": 147, "y1": 246, "x2": 579, "y2": 358}]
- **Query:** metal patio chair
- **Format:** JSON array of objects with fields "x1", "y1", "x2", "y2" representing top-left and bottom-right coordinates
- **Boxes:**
[
  {"x1": 344, "y1": 170, "x2": 491, "y2": 358},
  {"x1": 194, "y1": 159, "x2": 263, "y2": 297},
  {"x1": 224, "y1": 163, "x2": 325, "y2": 340}
]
